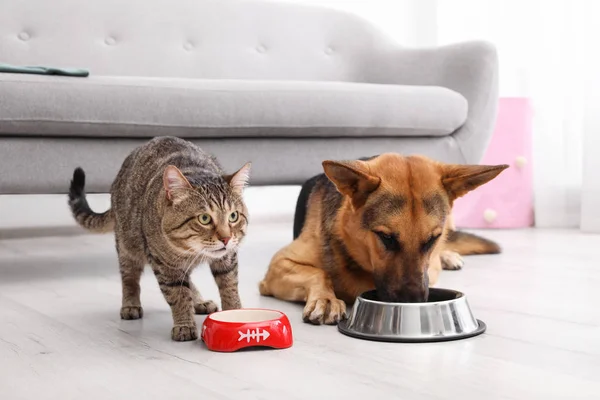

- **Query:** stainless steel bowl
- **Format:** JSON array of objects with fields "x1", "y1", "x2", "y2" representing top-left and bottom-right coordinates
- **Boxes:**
[{"x1": 338, "y1": 288, "x2": 486, "y2": 343}]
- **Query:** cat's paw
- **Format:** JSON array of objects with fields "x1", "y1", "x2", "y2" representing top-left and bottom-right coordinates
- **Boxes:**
[
  {"x1": 194, "y1": 300, "x2": 219, "y2": 315},
  {"x1": 120, "y1": 306, "x2": 144, "y2": 320},
  {"x1": 303, "y1": 296, "x2": 347, "y2": 325},
  {"x1": 171, "y1": 324, "x2": 198, "y2": 341},
  {"x1": 441, "y1": 251, "x2": 464, "y2": 271}
]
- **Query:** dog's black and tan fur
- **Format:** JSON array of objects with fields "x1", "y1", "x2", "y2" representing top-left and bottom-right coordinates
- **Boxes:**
[{"x1": 259, "y1": 153, "x2": 507, "y2": 325}]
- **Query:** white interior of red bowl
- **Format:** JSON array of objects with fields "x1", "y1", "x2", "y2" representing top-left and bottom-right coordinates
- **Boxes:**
[{"x1": 208, "y1": 309, "x2": 282, "y2": 323}]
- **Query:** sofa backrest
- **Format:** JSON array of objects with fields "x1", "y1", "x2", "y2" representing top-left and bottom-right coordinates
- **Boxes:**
[{"x1": 0, "y1": 0, "x2": 396, "y2": 82}]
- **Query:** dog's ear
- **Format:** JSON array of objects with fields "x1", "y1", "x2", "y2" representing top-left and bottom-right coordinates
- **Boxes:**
[
  {"x1": 322, "y1": 160, "x2": 381, "y2": 209},
  {"x1": 442, "y1": 164, "x2": 509, "y2": 200}
]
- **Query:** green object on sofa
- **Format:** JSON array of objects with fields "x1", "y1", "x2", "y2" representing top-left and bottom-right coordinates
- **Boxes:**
[{"x1": 0, "y1": 63, "x2": 89, "y2": 77}]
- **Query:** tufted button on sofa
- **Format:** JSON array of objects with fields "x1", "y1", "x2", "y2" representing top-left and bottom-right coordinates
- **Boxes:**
[{"x1": 0, "y1": 0, "x2": 498, "y2": 194}]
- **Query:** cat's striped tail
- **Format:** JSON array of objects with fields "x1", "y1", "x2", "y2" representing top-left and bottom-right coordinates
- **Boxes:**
[{"x1": 68, "y1": 167, "x2": 114, "y2": 233}]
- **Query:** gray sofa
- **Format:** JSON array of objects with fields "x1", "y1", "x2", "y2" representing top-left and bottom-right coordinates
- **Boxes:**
[{"x1": 0, "y1": 0, "x2": 498, "y2": 194}]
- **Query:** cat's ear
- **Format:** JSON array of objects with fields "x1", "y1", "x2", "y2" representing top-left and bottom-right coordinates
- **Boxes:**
[
  {"x1": 163, "y1": 165, "x2": 192, "y2": 201},
  {"x1": 225, "y1": 162, "x2": 251, "y2": 195}
]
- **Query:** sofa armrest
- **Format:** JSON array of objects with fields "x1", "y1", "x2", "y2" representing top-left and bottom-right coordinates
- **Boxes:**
[{"x1": 370, "y1": 41, "x2": 499, "y2": 164}]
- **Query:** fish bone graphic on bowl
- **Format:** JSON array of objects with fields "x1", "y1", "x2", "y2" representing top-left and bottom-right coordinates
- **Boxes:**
[
  {"x1": 201, "y1": 309, "x2": 293, "y2": 352},
  {"x1": 238, "y1": 328, "x2": 270, "y2": 343}
]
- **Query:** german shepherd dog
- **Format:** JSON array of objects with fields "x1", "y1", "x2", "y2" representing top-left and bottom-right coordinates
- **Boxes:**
[{"x1": 259, "y1": 153, "x2": 508, "y2": 325}]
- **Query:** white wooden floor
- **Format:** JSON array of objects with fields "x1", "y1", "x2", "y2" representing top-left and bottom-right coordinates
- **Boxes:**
[{"x1": 1, "y1": 222, "x2": 599, "y2": 400}]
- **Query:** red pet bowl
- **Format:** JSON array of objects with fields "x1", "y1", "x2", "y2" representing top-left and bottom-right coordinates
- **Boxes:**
[{"x1": 201, "y1": 308, "x2": 293, "y2": 352}]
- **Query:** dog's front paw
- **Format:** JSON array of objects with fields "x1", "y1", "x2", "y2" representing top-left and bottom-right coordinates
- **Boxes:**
[
  {"x1": 194, "y1": 300, "x2": 218, "y2": 315},
  {"x1": 441, "y1": 251, "x2": 464, "y2": 270},
  {"x1": 171, "y1": 324, "x2": 198, "y2": 341},
  {"x1": 303, "y1": 296, "x2": 347, "y2": 325}
]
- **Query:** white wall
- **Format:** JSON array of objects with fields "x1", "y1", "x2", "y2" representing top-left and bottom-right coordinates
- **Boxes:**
[
  {"x1": 580, "y1": 0, "x2": 600, "y2": 232},
  {"x1": 288, "y1": 0, "x2": 438, "y2": 46}
]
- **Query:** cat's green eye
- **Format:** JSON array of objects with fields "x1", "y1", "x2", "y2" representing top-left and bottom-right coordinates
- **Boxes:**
[
  {"x1": 198, "y1": 214, "x2": 212, "y2": 225},
  {"x1": 229, "y1": 211, "x2": 239, "y2": 223}
]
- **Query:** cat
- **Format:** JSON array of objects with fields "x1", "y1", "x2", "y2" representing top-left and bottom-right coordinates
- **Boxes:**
[{"x1": 68, "y1": 136, "x2": 251, "y2": 341}]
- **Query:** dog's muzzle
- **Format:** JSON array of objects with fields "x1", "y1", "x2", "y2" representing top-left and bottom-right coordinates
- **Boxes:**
[{"x1": 375, "y1": 269, "x2": 429, "y2": 303}]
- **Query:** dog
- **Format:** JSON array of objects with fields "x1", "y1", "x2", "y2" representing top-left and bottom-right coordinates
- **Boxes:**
[{"x1": 259, "y1": 153, "x2": 508, "y2": 325}]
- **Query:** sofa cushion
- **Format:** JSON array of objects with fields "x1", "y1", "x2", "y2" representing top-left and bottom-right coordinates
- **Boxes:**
[{"x1": 0, "y1": 74, "x2": 467, "y2": 138}]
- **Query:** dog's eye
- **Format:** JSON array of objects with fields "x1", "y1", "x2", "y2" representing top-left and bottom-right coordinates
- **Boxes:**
[
  {"x1": 375, "y1": 231, "x2": 401, "y2": 252},
  {"x1": 421, "y1": 234, "x2": 441, "y2": 253}
]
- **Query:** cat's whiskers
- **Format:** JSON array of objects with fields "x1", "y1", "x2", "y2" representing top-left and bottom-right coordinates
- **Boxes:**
[
  {"x1": 171, "y1": 246, "x2": 202, "y2": 282},
  {"x1": 177, "y1": 246, "x2": 205, "y2": 288},
  {"x1": 170, "y1": 247, "x2": 196, "y2": 269}
]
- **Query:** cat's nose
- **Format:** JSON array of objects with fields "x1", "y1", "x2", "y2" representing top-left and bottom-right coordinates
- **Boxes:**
[{"x1": 219, "y1": 237, "x2": 231, "y2": 246}]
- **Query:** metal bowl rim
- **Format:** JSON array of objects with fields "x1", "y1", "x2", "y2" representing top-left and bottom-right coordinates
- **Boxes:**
[
  {"x1": 356, "y1": 288, "x2": 466, "y2": 307},
  {"x1": 338, "y1": 318, "x2": 487, "y2": 343}
]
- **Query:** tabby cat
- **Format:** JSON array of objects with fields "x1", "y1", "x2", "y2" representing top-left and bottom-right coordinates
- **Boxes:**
[{"x1": 68, "y1": 136, "x2": 251, "y2": 341}]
